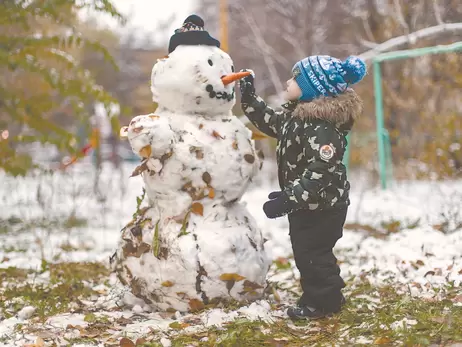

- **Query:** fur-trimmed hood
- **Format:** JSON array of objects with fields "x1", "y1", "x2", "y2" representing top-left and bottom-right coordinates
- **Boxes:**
[{"x1": 292, "y1": 89, "x2": 363, "y2": 129}]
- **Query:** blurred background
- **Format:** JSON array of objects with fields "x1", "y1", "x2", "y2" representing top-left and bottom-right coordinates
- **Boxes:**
[{"x1": 1, "y1": 0, "x2": 462, "y2": 182}]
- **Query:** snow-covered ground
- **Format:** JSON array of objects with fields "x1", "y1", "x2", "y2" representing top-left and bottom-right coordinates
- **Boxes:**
[{"x1": 0, "y1": 162, "x2": 461, "y2": 346}]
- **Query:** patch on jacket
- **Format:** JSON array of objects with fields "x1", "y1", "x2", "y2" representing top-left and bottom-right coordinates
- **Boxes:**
[{"x1": 319, "y1": 144, "x2": 335, "y2": 161}]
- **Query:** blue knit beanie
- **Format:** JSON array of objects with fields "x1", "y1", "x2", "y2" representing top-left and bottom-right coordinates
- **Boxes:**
[{"x1": 292, "y1": 55, "x2": 367, "y2": 101}]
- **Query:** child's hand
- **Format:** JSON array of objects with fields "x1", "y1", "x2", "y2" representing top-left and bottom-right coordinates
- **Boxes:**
[
  {"x1": 263, "y1": 191, "x2": 296, "y2": 219},
  {"x1": 239, "y1": 69, "x2": 256, "y2": 103}
]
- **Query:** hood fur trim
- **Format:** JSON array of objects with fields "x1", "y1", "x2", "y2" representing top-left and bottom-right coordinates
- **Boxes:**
[{"x1": 293, "y1": 89, "x2": 363, "y2": 125}]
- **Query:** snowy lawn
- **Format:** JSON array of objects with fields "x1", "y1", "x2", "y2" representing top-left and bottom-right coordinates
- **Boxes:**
[{"x1": 0, "y1": 163, "x2": 461, "y2": 346}]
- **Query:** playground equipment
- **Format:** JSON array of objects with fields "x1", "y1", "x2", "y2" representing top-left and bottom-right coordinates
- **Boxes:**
[{"x1": 344, "y1": 41, "x2": 462, "y2": 189}]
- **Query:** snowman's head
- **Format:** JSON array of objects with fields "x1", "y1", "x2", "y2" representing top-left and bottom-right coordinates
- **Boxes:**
[{"x1": 151, "y1": 45, "x2": 241, "y2": 116}]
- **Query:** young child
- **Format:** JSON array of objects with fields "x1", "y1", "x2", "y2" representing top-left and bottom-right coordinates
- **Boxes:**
[{"x1": 239, "y1": 55, "x2": 366, "y2": 319}]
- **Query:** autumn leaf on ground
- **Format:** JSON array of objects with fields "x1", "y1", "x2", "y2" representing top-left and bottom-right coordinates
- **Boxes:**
[
  {"x1": 373, "y1": 337, "x2": 391, "y2": 345},
  {"x1": 24, "y1": 337, "x2": 45, "y2": 347},
  {"x1": 161, "y1": 280, "x2": 174, "y2": 287},
  {"x1": 191, "y1": 202, "x2": 204, "y2": 216},
  {"x1": 199, "y1": 123, "x2": 204, "y2": 129},
  {"x1": 219, "y1": 273, "x2": 246, "y2": 282},
  {"x1": 232, "y1": 141, "x2": 238, "y2": 150},
  {"x1": 212, "y1": 130, "x2": 224, "y2": 139},
  {"x1": 120, "y1": 337, "x2": 136, "y2": 347},
  {"x1": 189, "y1": 299, "x2": 205, "y2": 312},
  {"x1": 208, "y1": 187, "x2": 215, "y2": 199}
]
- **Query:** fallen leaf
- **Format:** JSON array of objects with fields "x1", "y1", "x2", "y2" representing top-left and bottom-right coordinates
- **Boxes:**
[
  {"x1": 452, "y1": 294, "x2": 462, "y2": 303},
  {"x1": 219, "y1": 273, "x2": 246, "y2": 282},
  {"x1": 148, "y1": 115, "x2": 160, "y2": 120},
  {"x1": 139, "y1": 145, "x2": 152, "y2": 158},
  {"x1": 135, "y1": 338, "x2": 147, "y2": 346},
  {"x1": 120, "y1": 337, "x2": 136, "y2": 347},
  {"x1": 191, "y1": 202, "x2": 204, "y2": 216},
  {"x1": 208, "y1": 187, "x2": 215, "y2": 199},
  {"x1": 188, "y1": 299, "x2": 205, "y2": 312},
  {"x1": 198, "y1": 123, "x2": 204, "y2": 129},
  {"x1": 272, "y1": 286, "x2": 281, "y2": 303},
  {"x1": 373, "y1": 337, "x2": 391, "y2": 345},
  {"x1": 24, "y1": 337, "x2": 45, "y2": 347},
  {"x1": 243, "y1": 280, "x2": 264, "y2": 290},
  {"x1": 130, "y1": 160, "x2": 148, "y2": 177},
  {"x1": 244, "y1": 154, "x2": 255, "y2": 163},
  {"x1": 424, "y1": 270, "x2": 435, "y2": 277},
  {"x1": 202, "y1": 172, "x2": 212, "y2": 184},
  {"x1": 232, "y1": 141, "x2": 238, "y2": 150},
  {"x1": 211, "y1": 130, "x2": 224, "y2": 139},
  {"x1": 161, "y1": 281, "x2": 174, "y2": 287}
]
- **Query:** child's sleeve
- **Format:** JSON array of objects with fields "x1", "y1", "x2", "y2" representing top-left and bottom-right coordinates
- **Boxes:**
[
  {"x1": 284, "y1": 124, "x2": 344, "y2": 210},
  {"x1": 242, "y1": 94, "x2": 281, "y2": 139}
]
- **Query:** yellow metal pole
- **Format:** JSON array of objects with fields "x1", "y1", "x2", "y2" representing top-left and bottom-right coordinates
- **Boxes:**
[{"x1": 220, "y1": 0, "x2": 228, "y2": 52}]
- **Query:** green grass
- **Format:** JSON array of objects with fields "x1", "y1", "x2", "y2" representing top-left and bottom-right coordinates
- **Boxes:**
[
  {"x1": 0, "y1": 262, "x2": 109, "y2": 321},
  {"x1": 152, "y1": 280, "x2": 462, "y2": 347}
]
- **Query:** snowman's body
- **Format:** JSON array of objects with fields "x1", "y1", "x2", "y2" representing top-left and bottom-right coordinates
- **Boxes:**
[{"x1": 112, "y1": 45, "x2": 270, "y2": 312}]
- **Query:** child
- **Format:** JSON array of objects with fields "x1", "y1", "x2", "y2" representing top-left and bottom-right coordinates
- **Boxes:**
[{"x1": 239, "y1": 55, "x2": 366, "y2": 319}]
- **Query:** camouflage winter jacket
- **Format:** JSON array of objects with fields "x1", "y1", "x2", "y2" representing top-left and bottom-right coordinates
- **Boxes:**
[{"x1": 242, "y1": 89, "x2": 363, "y2": 211}]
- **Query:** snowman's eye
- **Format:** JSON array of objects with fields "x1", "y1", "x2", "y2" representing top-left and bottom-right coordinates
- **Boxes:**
[
  {"x1": 231, "y1": 65, "x2": 235, "y2": 72},
  {"x1": 208, "y1": 59, "x2": 213, "y2": 66}
]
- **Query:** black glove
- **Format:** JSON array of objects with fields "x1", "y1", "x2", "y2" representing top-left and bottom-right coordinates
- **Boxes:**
[
  {"x1": 263, "y1": 191, "x2": 296, "y2": 219},
  {"x1": 239, "y1": 69, "x2": 255, "y2": 103}
]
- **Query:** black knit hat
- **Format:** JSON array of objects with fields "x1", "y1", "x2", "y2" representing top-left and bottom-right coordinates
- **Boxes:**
[{"x1": 168, "y1": 15, "x2": 220, "y2": 54}]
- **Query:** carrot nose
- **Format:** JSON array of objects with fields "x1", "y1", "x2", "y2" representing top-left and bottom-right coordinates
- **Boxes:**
[{"x1": 221, "y1": 71, "x2": 251, "y2": 86}]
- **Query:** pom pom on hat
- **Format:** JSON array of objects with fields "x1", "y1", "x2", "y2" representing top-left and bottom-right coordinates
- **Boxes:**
[
  {"x1": 168, "y1": 14, "x2": 220, "y2": 53},
  {"x1": 183, "y1": 14, "x2": 204, "y2": 27},
  {"x1": 342, "y1": 56, "x2": 367, "y2": 84}
]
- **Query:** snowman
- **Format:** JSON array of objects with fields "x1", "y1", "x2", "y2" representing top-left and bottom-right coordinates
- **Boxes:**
[{"x1": 111, "y1": 15, "x2": 271, "y2": 313}]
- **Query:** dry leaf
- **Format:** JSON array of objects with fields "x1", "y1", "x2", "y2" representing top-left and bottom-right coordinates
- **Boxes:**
[
  {"x1": 208, "y1": 187, "x2": 215, "y2": 199},
  {"x1": 188, "y1": 299, "x2": 205, "y2": 312},
  {"x1": 244, "y1": 154, "x2": 255, "y2": 163},
  {"x1": 202, "y1": 172, "x2": 212, "y2": 184},
  {"x1": 251, "y1": 131, "x2": 268, "y2": 140},
  {"x1": 135, "y1": 338, "x2": 147, "y2": 346},
  {"x1": 148, "y1": 115, "x2": 160, "y2": 120},
  {"x1": 424, "y1": 270, "x2": 435, "y2": 277},
  {"x1": 453, "y1": 294, "x2": 462, "y2": 303},
  {"x1": 199, "y1": 123, "x2": 204, "y2": 129},
  {"x1": 191, "y1": 202, "x2": 204, "y2": 216},
  {"x1": 132, "y1": 126, "x2": 144, "y2": 134},
  {"x1": 232, "y1": 141, "x2": 238, "y2": 150},
  {"x1": 161, "y1": 281, "x2": 174, "y2": 287},
  {"x1": 272, "y1": 286, "x2": 281, "y2": 303},
  {"x1": 24, "y1": 337, "x2": 45, "y2": 347},
  {"x1": 373, "y1": 337, "x2": 391, "y2": 345},
  {"x1": 243, "y1": 280, "x2": 263, "y2": 290},
  {"x1": 120, "y1": 337, "x2": 136, "y2": 347},
  {"x1": 219, "y1": 273, "x2": 246, "y2": 282},
  {"x1": 211, "y1": 130, "x2": 224, "y2": 139},
  {"x1": 130, "y1": 160, "x2": 149, "y2": 177},
  {"x1": 139, "y1": 145, "x2": 152, "y2": 158}
]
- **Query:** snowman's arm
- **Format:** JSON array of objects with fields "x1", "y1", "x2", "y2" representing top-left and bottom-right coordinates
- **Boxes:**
[
  {"x1": 128, "y1": 114, "x2": 175, "y2": 158},
  {"x1": 241, "y1": 94, "x2": 281, "y2": 139}
]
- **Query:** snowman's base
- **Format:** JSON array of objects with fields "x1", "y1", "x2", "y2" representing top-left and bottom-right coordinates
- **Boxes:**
[{"x1": 111, "y1": 202, "x2": 270, "y2": 313}]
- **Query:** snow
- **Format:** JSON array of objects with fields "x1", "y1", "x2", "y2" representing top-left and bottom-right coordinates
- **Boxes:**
[{"x1": 17, "y1": 306, "x2": 35, "y2": 320}]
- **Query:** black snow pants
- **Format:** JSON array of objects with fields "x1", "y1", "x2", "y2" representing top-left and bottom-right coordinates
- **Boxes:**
[{"x1": 288, "y1": 206, "x2": 347, "y2": 313}]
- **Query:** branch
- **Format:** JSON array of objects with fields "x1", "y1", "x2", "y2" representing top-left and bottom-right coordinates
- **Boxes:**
[
  {"x1": 235, "y1": 4, "x2": 284, "y2": 93},
  {"x1": 359, "y1": 22, "x2": 462, "y2": 61},
  {"x1": 432, "y1": 0, "x2": 444, "y2": 25}
]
